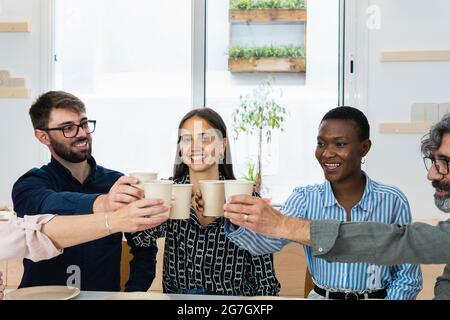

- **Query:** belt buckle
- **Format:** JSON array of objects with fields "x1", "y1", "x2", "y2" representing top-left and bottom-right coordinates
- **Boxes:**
[{"x1": 344, "y1": 292, "x2": 360, "y2": 300}]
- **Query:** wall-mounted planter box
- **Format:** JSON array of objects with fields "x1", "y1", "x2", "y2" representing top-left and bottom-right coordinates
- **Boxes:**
[
  {"x1": 229, "y1": 57, "x2": 306, "y2": 73},
  {"x1": 229, "y1": 8, "x2": 306, "y2": 23}
]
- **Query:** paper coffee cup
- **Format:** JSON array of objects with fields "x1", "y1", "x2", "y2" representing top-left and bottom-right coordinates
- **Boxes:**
[
  {"x1": 143, "y1": 181, "x2": 174, "y2": 217},
  {"x1": 199, "y1": 180, "x2": 225, "y2": 217},
  {"x1": 171, "y1": 184, "x2": 193, "y2": 220},
  {"x1": 224, "y1": 180, "x2": 254, "y2": 203},
  {"x1": 129, "y1": 172, "x2": 158, "y2": 190}
]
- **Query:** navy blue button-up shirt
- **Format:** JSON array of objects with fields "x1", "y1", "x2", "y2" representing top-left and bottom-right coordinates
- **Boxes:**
[{"x1": 12, "y1": 157, "x2": 158, "y2": 292}]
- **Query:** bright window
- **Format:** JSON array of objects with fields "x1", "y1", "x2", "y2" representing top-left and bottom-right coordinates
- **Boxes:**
[{"x1": 54, "y1": 0, "x2": 192, "y2": 178}]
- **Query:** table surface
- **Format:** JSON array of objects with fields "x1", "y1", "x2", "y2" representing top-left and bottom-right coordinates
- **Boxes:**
[{"x1": 4, "y1": 289, "x2": 303, "y2": 300}]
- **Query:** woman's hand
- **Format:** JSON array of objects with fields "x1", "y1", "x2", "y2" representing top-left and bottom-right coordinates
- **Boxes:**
[
  {"x1": 0, "y1": 271, "x2": 5, "y2": 300},
  {"x1": 109, "y1": 198, "x2": 169, "y2": 233}
]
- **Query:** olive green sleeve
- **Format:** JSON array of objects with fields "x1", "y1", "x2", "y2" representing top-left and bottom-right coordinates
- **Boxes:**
[{"x1": 311, "y1": 219, "x2": 450, "y2": 265}]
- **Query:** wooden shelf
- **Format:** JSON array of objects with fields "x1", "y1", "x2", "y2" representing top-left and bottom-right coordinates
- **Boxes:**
[
  {"x1": 229, "y1": 57, "x2": 306, "y2": 73},
  {"x1": 379, "y1": 51, "x2": 450, "y2": 62},
  {"x1": 229, "y1": 8, "x2": 307, "y2": 23},
  {"x1": 379, "y1": 122, "x2": 433, "y2": 134},
  {"x1": 0, "y1": 22, "x2": 30, "y2": 32},
  {"x1": 0, "y1": 87, "x2": 30, "y2": 99}
]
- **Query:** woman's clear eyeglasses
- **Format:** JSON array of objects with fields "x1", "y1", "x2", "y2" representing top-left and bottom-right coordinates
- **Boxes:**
[{"x1": 180, "y1": 133, "x2": 215, "y2": 145}]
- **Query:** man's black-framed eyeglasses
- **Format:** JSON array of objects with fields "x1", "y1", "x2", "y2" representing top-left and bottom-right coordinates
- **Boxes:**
[
  {"x1": 41, "y1": 120, "x2": 96, "y2": 138},
  {"x1": 423, "y1": 156, "x2": 450, "y2": 175}
]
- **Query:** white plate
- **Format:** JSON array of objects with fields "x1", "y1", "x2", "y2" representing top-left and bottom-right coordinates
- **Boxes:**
[{"x1": 6, "y1": 286, "x2": 80, "y2": 300}]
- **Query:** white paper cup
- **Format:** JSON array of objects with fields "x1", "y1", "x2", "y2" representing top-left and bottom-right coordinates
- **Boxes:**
[
  {"x1": 129, "y1": 172, "x2": 159, "y2": 190},
  {"x1": 171, "y1": 184, "x2": 193, "y2": 220},
  {"x1": 224, "y1": 180, "x2": 254, "y2": 203},
  {"x1": 199, "y1": 180, "x2": 225, "y2": 217},
  {"x1": 143, "y1": 181, "x2": 174, "y2": 217}
]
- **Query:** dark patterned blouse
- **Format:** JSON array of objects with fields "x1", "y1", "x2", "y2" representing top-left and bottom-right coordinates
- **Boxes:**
[{"x1": 132, "y1": 174, "x2": 280, "y2": 296}]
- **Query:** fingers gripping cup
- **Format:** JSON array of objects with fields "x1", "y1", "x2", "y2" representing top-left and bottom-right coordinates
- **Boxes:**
[
  {"x1": 143, "y1": 181, "x2": 174, "y2": 217},
  {"x1": 199, "y1": 180, "x2": 225, "y2": 217},
  {"x1": 224, "y1": 180, "x2": 254, "y2": 203},
  {"x1": 129, "y1": 172, "x2": 159, "y2": 190},
  {"x1": 171, "y1": 184, "x2": 193, "y2": 220}
]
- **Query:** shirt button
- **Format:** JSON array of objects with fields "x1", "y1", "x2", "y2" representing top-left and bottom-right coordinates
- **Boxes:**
[{"x1": 318, "y1": 247, "x2": 323, "y2": 253}]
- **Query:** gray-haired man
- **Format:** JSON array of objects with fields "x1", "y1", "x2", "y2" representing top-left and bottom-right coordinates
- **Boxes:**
[{"x1": 224, "y1": 114, "x2": 450, "y2": 300}]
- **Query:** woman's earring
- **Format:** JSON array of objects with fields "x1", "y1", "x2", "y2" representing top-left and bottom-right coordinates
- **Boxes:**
[{"x1": 361, "y1": 157, "x2": 366, "y2": 164}]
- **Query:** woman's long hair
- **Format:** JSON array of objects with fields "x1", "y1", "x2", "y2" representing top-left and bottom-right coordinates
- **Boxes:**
[{"x1": 173, "y1": 108, "x2": 236, "y2": 180}]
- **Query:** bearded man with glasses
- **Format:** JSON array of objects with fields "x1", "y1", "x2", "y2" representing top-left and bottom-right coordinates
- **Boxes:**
[{"x1": 11, "y1": 91, "x2": 161, "y2": 292}]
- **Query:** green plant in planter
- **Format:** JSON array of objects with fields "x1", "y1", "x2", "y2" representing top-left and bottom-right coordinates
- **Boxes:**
[
  {"x1": 243, "y1": 163, "x2": 258, "y2": 185},
  {"x1": 228, "y1": 45, "x2": 305, "y2": 59},
  {"x1": 230, "y1": 0, "x2": 305, "y2": 10},
  {"x1": 232, "y1": 78, "x2": 288, "y2": 193}
]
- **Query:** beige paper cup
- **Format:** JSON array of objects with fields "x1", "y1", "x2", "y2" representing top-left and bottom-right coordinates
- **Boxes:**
[
  {"x1": 129, "y1": 172, "x2": 159, "y2": 190},
  {"x1": 171, "y1": 184, "x2": 193, "y2": 220},
  {"x1": 224, "y1": 180, "x2": 254, "y2": 203},
  {"x1": 199, "y1": 180, "x2": 225, "y2": 217},
  {"x1": 143, "y1": 181, "x2": 174, "y2": 217}
]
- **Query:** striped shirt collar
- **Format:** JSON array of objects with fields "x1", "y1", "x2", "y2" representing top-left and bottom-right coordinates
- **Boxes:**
[{"x1": 323, "y1": 172, "x2": 373, "y2": 212}]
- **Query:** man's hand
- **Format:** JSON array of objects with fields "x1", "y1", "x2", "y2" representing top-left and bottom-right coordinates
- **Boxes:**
[
  {"x1": 224, "y1": 195, "x2": 312, "y2": 245},
  {"x1": 0, "y1": 271, "x2": 5, "y2": 300},
  {"x1": 109, "y1": 198, "x2": 169, "y2": 233},
  {"x1": 223, "y1": 195, "x2": 288, "y2": 238},
  {"x1": 94, "y1": 176, "x2": 144, "y2": 213}
]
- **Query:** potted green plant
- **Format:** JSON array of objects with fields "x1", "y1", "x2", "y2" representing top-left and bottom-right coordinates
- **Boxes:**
[
  {"x1": 243, "y1": 163, "x2": 258, "y2": 189},
  {"x1": 232, "y1": 78, "x2": 288, "y2": 195}
]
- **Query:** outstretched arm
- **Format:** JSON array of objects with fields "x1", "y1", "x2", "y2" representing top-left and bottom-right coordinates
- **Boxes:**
[
  {"x1": 0, "y1": 199, "x2": 169, "y2": 262},
  {"x1": 311, "y1": 219, "x2": 450, "y2": 265}
]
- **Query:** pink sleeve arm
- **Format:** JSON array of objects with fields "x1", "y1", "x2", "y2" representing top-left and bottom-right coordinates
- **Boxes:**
[{"x1": 0, "y1": 215, "x2": 63, "y2": 262}]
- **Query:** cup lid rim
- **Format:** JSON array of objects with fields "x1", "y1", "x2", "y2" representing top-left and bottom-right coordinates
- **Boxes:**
[
  {"x1": 224, "y1": 180, "x2": 254, "y2": 184},
  {"x1": 143, "y1": 180, "x2": 174, "y2": 185},
  {"x1": 129, "y1": 172, "x2": 159, "y2": 176},
  {"x1": 199, "y1": 180, "x2": 224, "y2": 184}
]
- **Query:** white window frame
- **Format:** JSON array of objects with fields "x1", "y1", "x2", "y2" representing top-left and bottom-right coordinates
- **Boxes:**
[{"x1": 342, "y1": 0, "x2": 369, "y2": 113}]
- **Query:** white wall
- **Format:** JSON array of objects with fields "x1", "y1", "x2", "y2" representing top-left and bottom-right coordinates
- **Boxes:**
[
  {"x1": 0, "y1": 0, "x2": 50, "y2": 206},
  {"x1": 354, "y1": 0, "x2": 450, "y2": 220}
]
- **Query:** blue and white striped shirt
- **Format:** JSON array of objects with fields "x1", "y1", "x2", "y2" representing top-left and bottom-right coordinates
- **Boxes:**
[{"x1": 225, "y1": 174, "x2": 423, "y2": 299}]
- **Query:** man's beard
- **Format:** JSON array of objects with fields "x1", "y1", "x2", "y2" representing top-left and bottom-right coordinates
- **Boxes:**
[
  {"x1": 49, "y1": 136, "x2": 92, "y2": 163},
  {"x1": 432, "y1": 180, "x2": 450, "y2": 213}
]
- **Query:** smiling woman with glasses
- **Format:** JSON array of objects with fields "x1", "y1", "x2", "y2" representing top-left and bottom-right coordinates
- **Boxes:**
[{"x1": 40, "y1": 120, "x2": 96, "y2": 138}]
